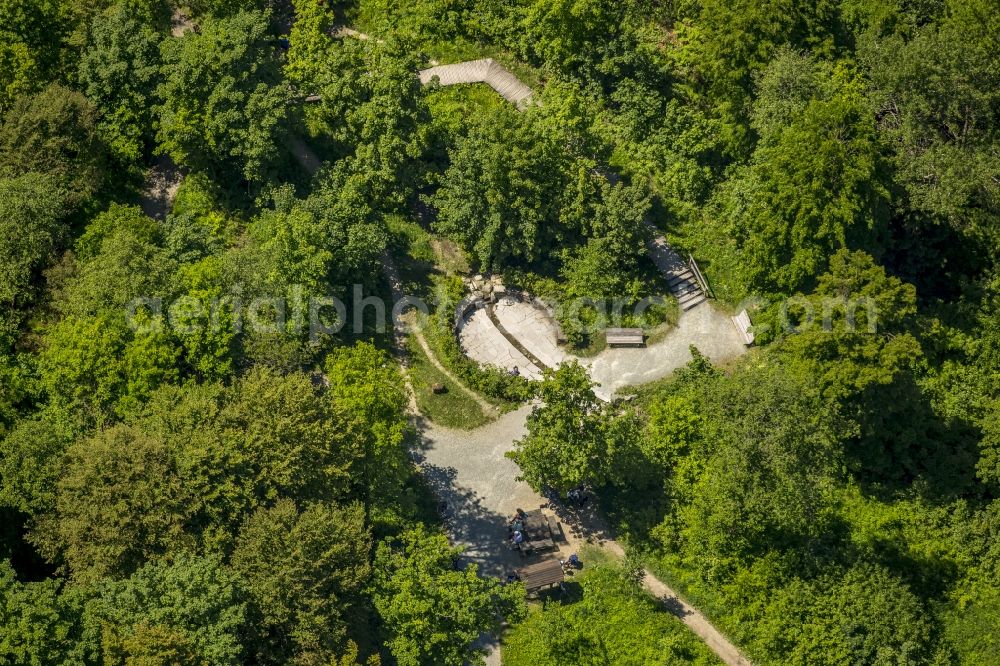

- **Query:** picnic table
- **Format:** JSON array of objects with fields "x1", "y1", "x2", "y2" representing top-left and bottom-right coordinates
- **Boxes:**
[
  {"x1": 520, "y1": 509, "x2": 557, "y2": 552},
  {"x1": 516, "y1": 558, "x2": 564, "y2": 593}
]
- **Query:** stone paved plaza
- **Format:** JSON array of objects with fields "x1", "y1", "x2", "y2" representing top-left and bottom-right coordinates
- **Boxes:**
[
  {"x1": 492, "y1": 297, "x2": 569, "y2": 369},
  {"x1": 457, "y1": 294, "x2": 747, "y2": 400},
  {"x1": 456, "y1": 305, "x2": 543, "y2": 380}
]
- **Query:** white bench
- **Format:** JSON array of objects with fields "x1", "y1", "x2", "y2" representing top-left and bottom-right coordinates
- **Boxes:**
[
  {"x1": 605, "y1": 327, "x2": 645, "y2": 346},
  {"x1": 731, "y1": 309, "x2": 754, "y2": 345}
]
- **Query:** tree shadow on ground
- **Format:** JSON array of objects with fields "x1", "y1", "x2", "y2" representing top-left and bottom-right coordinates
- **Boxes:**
[
  {"x1": 407, "y1": 415, "x2": 435, "y2": 453},
  {"x1": 543, "y1": 490, "x2": 617, "y2": 548},
  {"x1": 534, "y1": 579, "x2": 584, "y2": 604},
  {"x1": 417, "y1": 460, "x2": 525, "y2": 578}
]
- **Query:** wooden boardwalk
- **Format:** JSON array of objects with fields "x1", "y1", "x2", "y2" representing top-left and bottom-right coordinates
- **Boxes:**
[{"x1": 418, "y1": 59, "x2": 534, "y2": 107}]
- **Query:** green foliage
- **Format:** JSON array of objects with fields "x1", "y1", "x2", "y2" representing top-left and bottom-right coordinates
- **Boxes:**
[
  {"x1": 0, "y1": 352, "x2": 35, "y2": 437},
  {"x1": 507, "y1": 361, "x2": 622, "y2": 493},
  {"x1": 521, "y1": 0, "x2": 626, "y2": 79},
  {"x1": 0, "y1": 83, "x2": 105, "y2": 209},
  {"x1": 374, "y1": 528, "x2": 526, "y2": 666},
  {"x1": 431, "y1": 83, "x2": 655, "y2": 310},
  {"x1": 560, "y1": 179, "x2": 651, "y2": 300},
  {"x1": 0, "y1": 172, "x2": 66, "y2": 340},
  {"x1": 0, "y1": 40, "x2": 39, "y2": 115},
  {"x1": 0, "y1": 408, "x2": 76, "y2": 515},
  {"x1": 860, "y1": 0, "x2": 1000, "y2": 263},
  {"x1": 3, "y1": 0, "x2": 1000, "y2": 662},
  {"x1": 431, "y1": 102, "x2": 583, "y2": 270},
  {"x1": 680, "y1": 0, "x2": 840, "y2": 155},
  {"x1": 78, "y1": 4, "x2": 162, "y2": 163},
  {"x1": 504, "y1": 564, "x2": 720, "y2": 666},
  {"x1": 232, "y1": 499, "x2": 372, "y2": 664},
  {"x1": 763, "y1": 251, "x2": 938, "y2": 484},
  {"x1": 285, "y1": 0, "x2": 334, "y2": 90},
  {"x1": 300, "y1": 38, "x2": 432, "y2": 209},
  {"x1": 324, "y1": 342, "x2": 414, "y2": 519},
  {"x1": 722, "y1": 61, "x2": 890, "y2": 295},
  {"x1": 38, "y1": 313, "x2": 173, "y2": 421},
  {"x1": 676, "y1": 364, "x2": 847, "y2": 567},
  {"x1": 31, "y1": 369, "x2": 363, "y2": 581},
  {"x1": 247, "y1": 182, "x2": 388, "y2": 297},
  {"x1": 0, "y1": 0, "x2": 66, "y2": 97},
  {"x1": 85, "y1": 554, "x2": 247, "y2": 665},
  {"x1": 752, "y1": 563, "x2": 933, "y2": 664},
  {"x1": 156, "y1": 10, "x2": 288, "y2": 181},
  {"x1": 0, "y1": 560, "x2": 88, "y2": 665}
]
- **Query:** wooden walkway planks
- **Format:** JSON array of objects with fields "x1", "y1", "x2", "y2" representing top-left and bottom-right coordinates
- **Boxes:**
[{"x1": 418, "y1": 59, "x2": 534, "y2": 107}]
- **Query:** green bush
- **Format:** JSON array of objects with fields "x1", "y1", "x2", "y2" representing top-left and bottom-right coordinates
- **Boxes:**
[{"x1": 503, "y1": 564, "x2": 720, "y2": 665}]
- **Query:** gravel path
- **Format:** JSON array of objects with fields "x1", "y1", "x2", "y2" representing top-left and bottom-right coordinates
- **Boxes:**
[
  {"x1": 139, "y1": 154, "x2": 182, "y2": 220},
  {"x1": 415, "y1": 406, "x2": 752, "y2": 666},
  {"x1": 585, "y1": 304, "x2": 747, "y2": 400}
]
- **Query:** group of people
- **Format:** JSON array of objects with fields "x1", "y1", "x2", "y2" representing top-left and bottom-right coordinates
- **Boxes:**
[
  {"x1": 508, "y1": 508, "x2": 527, "y2": 551},
  {"x1": 560, "y1": 553, "x2": 582, "y2": 572},
  {"x1": 567, "y1": 485, "x2": 588, "y2": 507}
]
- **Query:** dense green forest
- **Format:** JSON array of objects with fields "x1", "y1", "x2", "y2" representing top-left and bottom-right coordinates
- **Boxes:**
[{"x1": 1, "y1": 0, "x2": 998, "y2": 663}]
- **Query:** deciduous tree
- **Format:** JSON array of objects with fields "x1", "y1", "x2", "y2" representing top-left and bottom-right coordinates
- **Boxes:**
[
  {"x1": 156, "y1": 10, "x2": 287, "y2": 181},
  {"x1": 373, "y1": 529, "x2": 525, "y2": 666}
]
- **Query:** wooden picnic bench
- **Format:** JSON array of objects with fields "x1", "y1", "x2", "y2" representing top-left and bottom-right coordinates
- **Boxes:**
[
  {"x1": 521, "y1": 509, "x2": 561, "y2": 553},
  {"x1": 520, "y1": 509, "x2": 557, "y2": 553},
  {"x1": 605, "y1": 327, "x2": 644, "y2": 347},
  {"x1": 731, "y1": 309, "x2": 754, "y2": 345},
  {"x1": 516, "y1": 558, "x2": 564, "y2": 593},
  {"x1": 523, "y1": 509, "x2": 547, "y2": 534},
  {"x1": 523, "y1": 537, "x2": 554, "y2": 552},
  {"x1": 547, "y1": 515, "x2": 563, "y2": 541}
]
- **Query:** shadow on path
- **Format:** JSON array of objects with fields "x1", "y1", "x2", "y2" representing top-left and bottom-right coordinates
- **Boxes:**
[{"x1": 418, "y1": 461, "x2": 525, "y2": 578}]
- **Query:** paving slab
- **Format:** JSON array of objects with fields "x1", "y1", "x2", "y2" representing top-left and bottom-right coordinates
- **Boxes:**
[
  {"x1": 493, "y1": 298, "x2": 569, "y2": 370},
  {"x1": 457, "y1": 308, "x2": 542, "y2": 379}
]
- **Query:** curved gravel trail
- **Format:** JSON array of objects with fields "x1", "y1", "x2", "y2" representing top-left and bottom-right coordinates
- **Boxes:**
[{"x1": 287, "y1": 65, "x2": 751, "y2": 665}]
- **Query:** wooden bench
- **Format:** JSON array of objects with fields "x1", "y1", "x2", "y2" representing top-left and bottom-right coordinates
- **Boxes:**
[
  {"x1": 517, "y1": 559, "x2": 564, "y2": 593},
  {"x1": 547, "y1": 515, "x2": 563, "y2": 541},
  {"x1": 605, "y1": 327, "x2": 644, "y2": 347},
  {"x1": 731, "y1": 309, "x2": 754, "y2": 345},
  {"x1": 523, "y1": 537, "x2": 555, "y2": 553}
]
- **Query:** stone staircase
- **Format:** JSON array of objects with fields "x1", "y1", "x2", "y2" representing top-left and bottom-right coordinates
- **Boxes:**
[
  {"x1": 667, "y1": 267, "x2": 707, "y2": 311},
  {"x1": 645, "y1": 232, "x2": 707, "y2": 311}
]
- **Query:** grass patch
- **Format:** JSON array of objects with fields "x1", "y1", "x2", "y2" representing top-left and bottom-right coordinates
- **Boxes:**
[
  {"x1": 426, "y1": 83, "x2": 512, "y2": 141},
  {"x1": 387, "y1": 213, "x2": 534, "y2": 408},
  {"x1": 421, "y1": 310, "x2": 532, "y2": 409},
  {"x1": 502, "y1": 556, "x2": 723, "y2": 666},
  {"x1": 406, "y1": 334, "x2": 493, "y2": 430}
]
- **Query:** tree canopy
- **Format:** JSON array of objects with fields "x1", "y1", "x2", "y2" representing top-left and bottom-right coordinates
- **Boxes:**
[{"x1": 2, "y1": 0, "x2": 1000, "y2": 663}]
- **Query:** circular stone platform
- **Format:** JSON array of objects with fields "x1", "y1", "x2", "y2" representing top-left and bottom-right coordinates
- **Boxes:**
[{"x1": 456, "y1": 304, "x2": 544, "y2": 380}]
